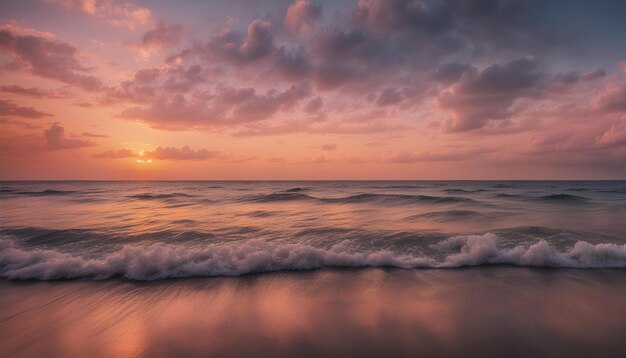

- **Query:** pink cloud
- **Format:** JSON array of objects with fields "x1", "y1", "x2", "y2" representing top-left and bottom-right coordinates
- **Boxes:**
[
  {"x1": 82, "y1": 132, "x2": 109, "y2": 138},
  {"x1": 0, "y1": 85, "x2": 65, "y2": 99},
  {"x1": 0, "y1": 119, "x2": 41, "y2": 129},
  {"x1": 0, "y1": 28, "x2": 103, "y2": 91},
  {"x1": 594, "y1": 84, "x2": 626, "y2": 113},
  {"x1": 44, "y1": 123, "x2": 95, "y2": 150},
  {"x1": 285, "y1": 0, "x2": 322, "y2": 34},
  {"x1": 132, "y1": 20, "x2": 182, "y2": 54},
  {"x1": 0, "y1": 99, "x2": 52, "y2": 118},
  {"x1": 117, "y1": 83, "x2": 311, "y2": 130},
  {"x1": 48, "y1": 0, "x2": 151, "y2": 29},
  {"x1": 0, "y1": 122, "x2": 95, "y2": 154},
  {"x1": 387, "y1": 148, "x2": 491, "y2": 163},
  {"x1": 145, "y1": 146, "x2": 221, "y2": 161}
]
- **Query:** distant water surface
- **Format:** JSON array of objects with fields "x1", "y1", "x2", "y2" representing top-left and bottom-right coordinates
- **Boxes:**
[{"x1": 1, "y1": 181, "x2": 625, "y2": 279}]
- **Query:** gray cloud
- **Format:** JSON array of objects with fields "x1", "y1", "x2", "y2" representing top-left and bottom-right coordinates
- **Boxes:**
[{"x1": 436, "y1": 57, "x2": 546, "y2": 131}]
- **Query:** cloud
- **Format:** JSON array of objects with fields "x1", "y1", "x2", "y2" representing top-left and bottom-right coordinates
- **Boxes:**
[
  {"x1": 268, "y1": 156, "x2": 286, "y2": 164},
  {"x1": 102, "y1": 65, "x2": 210, "y2": 105},
  {"x1": 44, "y1": 123, "x2": 95, "y2": 150},
  {"x1": 0, "y1": 99, "x2": 53, "y2": 118},
  {"x1": 307, "y1": 154, "x2": 332, "y2": 164},
  {"x1": 594, "y1": 84, "x2": 626, "y2": 113},
  {"x1": 144, "y1": 146, "x2": 221, "y2": 161},
  {"x1": 82, "y1": 132, "x2": 109, "y2": 138},
  {"x1": 431, "y1": 62, "x2": 475, "y2": 84},
  {"x1": 285, "y1": 0, "x2": 322, "y2": 34},
  {"x1": 436, "y1": 57, "x2": 546, "y2": 131},
  {"x1": 387, "y1": 148, "x2": 490, "y2": 163},
  {"x1": 48, "y1": 0, "x2": 151, "y2": 29},
  {"x1": 0, "y1": 85, "x2": 65, "y2": 99},
  {"x1": 93, "y1": 148, "x2": 135, "y2": 158},
  {"x1": 132, "y1": 20, "x2": 182, "y2": 54},
  {"x1": 376, "y1": 87, "x2": 404, "y2": 106},
  {"x1": 303, "y1": 96, "x2": 323, "y2": 113},
  {"x1": 351, "y1": 0, "x2": 529, "y2": 43},
  {"x1": 190, "y1": 19, "x2": 275, "y2": 66},
  {"x1": 232, "y1": 117, "x2": 404, "y2": 137},
  {"x1": 553, "y1": 69, "x2": 606, "y2": 85},
  {"x1": 0, "y1": 119, "x2": 41, "y2": 129},
  {"x1": 0, "y1": 28, "x2": 103, "y2": 91},
  {"x1": 92, "y1": 0, "x2": 619, "y2": 142},
  {"x1": 321, "y1": 143, "x2": 337, "y2": 151},
  {"x1": 118, "y1": 83, "x2": 312, "y2": 130}
]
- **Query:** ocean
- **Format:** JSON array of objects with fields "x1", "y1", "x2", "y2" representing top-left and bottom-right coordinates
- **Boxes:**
[{"x1": 1, "y1": 181, "x2": 626, "y2": 356}]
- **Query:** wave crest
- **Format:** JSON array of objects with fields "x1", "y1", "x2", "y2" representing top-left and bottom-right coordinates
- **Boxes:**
[{"x1": 1, "y1": 234, "x2": 625, "y2": 281}]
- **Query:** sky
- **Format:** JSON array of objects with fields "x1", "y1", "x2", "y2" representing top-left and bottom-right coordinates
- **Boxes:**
[{"x1": 0, "y1": 0, "x2": 625, "y2": 180}]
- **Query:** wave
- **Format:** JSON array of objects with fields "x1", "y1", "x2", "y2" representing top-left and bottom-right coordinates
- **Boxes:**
[
  {"x1": 493, "y1": 193, "x2": 589, "y2": 204},
  {"x1": 376, "y1": 185, "x2": 421, "y2": 189},
  {"x1": 442, "y1": 189, "x2": 489, "y2": 193},
  {"x1": 244, "y1": 193, "x2": 474, "y2": 204},
  {"x1": 246, "y1": 210, "x2": 275, "y2": 217},
  {"x1": 538, "y1": 194, "x2": 588, "y2": 203},
  {"x1": 127, "y1": 193, "x2": 195, "y2": 200},
  {"x1": 406, "y1": 210, "x2": 487, "y2": 221},
  {"x1": 246, "y1": 193, "x2": 316, "y2": 202},
  {"x1": 2, "y1": 234, "x2": 624, "y2": 280},
  {"x1": 494, "y1": 193, "x2": 522, "y2": 198},
  {"x1": 4, "y1": 189, "x2": 77, "y2": 196},
  {"x1": 322, "y1": 193, "x2": 475, "y2": 204},
  {"x1": 598, "y1": 189, "x2": 626, "y2": 194},
  {"x1": 283, "y1": 187, "x2": 309, "y2": 192}
]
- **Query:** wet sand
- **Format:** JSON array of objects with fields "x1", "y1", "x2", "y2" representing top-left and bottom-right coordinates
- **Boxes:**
[{"x1": 1, "y1": 268, "x2": 626, "y2": 357}]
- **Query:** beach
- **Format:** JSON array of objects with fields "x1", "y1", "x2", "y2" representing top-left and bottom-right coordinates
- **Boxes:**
[{"x1": 2, "y1": 268, "x2": 626, "y2": 357}]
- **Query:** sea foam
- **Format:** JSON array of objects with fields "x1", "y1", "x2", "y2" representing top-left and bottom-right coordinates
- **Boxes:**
[{"x1": 1, "y1": 233, "x2": 625, "y2": 281}]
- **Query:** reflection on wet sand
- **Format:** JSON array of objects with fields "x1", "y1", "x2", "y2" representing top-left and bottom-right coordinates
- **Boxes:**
[{"x1": 1, "y1": 268, "x2": 626, "y2": 357}]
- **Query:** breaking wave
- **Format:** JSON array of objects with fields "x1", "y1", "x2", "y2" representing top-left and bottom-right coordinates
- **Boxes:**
[{"x1": 1, "y1": 233, "x2": 625, "y2": 281}]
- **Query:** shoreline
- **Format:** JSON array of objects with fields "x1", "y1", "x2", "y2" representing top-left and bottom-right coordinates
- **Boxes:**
[
  {"x1": 2, "y1": 267, "x2": 626, "y2": 357},
  {"x1": 2, "y1": 265, "x2": 626, "y2": 283}
]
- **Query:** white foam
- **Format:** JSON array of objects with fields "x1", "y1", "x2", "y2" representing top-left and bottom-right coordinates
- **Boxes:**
[{"x1": 1, "y1": 234, "x2": 625, "y2": 280}]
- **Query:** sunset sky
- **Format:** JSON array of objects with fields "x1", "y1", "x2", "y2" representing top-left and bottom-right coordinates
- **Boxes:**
[{"x1": 1, "y1": 0, "x2": 625, "y2": 179}]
